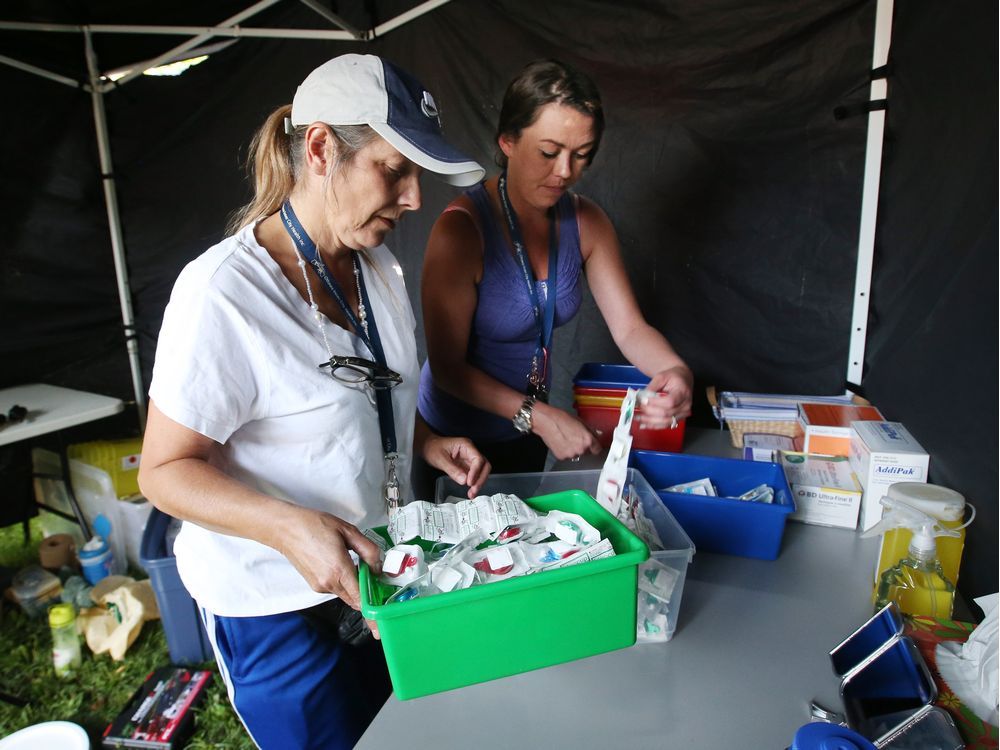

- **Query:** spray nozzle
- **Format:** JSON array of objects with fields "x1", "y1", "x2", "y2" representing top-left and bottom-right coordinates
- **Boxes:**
[
  {"x1": 862, "y1": 482, "x2": 975, "y2": 541},
  {"x1": 862, "y1": 496, "x2": 961, "y2": 558}
]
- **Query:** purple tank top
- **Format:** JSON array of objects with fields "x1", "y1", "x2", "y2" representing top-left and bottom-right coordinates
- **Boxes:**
[{"x1": 418, "y1": 183, "x2": 584, "y2": 441}]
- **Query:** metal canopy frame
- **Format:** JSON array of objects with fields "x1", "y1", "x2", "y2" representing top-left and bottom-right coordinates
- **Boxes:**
[
  {"x1": 2, "y1": 0, "x2": 893, "y2": 423},
  {"x1": 0, "y1": 0, "x2": 452, "y2": 431}
]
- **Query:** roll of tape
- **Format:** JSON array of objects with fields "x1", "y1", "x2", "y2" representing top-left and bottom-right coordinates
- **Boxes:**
[{"x1": 39, "y1": 533, "x2": 76, "y2": 570}]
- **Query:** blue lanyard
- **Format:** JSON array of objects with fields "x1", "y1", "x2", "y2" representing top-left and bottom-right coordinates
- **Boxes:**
[
  {"x1": 497, "y1": 171, "x2": 558, "y2": 395},
  {"x1": 280, "y1": 201, "x2": 396, "y2": 456}
]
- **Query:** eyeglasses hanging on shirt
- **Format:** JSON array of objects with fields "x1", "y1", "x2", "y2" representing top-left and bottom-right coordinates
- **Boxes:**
[
  {"x1": 321, "y1": 355, "x2": 402, "y2": 394},
  {"x1": 280, "y1": 200, "x2": 403, "y2": 516},
  {"x1": 497, "y1": 171, "x2": 558, "y2": 402}
]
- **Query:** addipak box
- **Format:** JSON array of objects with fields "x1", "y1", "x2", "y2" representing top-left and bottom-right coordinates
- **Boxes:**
[{"x1": 849, "y1": 421, "x2": 930, "y2": 532}]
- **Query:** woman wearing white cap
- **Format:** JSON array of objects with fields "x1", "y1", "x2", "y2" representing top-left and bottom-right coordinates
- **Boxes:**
[{"x1": 139, "y1": 54, "x2": 488, "y2": 749}]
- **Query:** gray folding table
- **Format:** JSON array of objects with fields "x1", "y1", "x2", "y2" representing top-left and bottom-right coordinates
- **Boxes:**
[{"x1": 357, "y1": 428, "x2": 880, "y2": 749}]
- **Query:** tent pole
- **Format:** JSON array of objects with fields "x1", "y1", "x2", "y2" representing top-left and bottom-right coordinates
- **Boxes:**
[
  {"x1": 374, "y1": 0, "x2": 452, "y2": 37},
  {"x1": 101, "y1": 0, "x2": 283, "y2": 92},
  {"x1": 0, "y1": 53, "x2": 86, "y2": 89},
  {"x1": 0, "y1": 20, "x2": 356, "y2": 41},
  {"x1": 83, "y1": 27, "x2": 147, "y2": 432},
  {"x1": 297, "y1": 0, "x2": 366, "y2": 39},
  {"x1": 846, "y1": 0, "x2": 894, "y2": 387}
]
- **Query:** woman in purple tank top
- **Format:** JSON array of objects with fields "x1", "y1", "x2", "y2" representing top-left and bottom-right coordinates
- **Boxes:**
[{"x1": 418, "y1": 59, "x2": 692, "y2": 478}]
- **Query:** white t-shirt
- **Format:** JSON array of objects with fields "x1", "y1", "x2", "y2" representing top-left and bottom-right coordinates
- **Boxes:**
[{"x1": 149, "y1": 224, "x2": 418, "y2": 617}]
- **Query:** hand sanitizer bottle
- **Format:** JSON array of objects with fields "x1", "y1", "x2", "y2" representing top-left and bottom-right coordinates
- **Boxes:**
[
  {"x1": 866, "y1": 498, "x2": 960, "y2": 618},
  {"x1": 873, "y1": 483, "x2": 970, "y2": 601}
]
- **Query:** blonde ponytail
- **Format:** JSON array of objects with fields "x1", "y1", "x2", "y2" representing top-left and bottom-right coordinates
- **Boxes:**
[{"x1": 227, "y1": 105, "x2": 305, "y2": 235}]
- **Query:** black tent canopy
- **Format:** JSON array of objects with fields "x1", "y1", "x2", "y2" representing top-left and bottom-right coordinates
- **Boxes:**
[{"x1": 0, "y1": 0, "x2": 995, "y2": 601}]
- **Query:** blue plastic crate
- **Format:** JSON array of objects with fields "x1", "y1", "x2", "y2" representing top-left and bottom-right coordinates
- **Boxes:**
[
  {"x1": 629, "y1": 450, "x2": 795, "y2": 560},
  {"x1": 573, "y1": 363, "x2": 650, "y2": 390},
  {"x1": 140, "y1": 508, "x2": 213, "y2": 665}
]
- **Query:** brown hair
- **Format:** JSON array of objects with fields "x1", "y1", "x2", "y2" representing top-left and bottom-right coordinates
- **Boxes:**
[
  {"x1": 495, "y1": 59, "x2": 605, "y2": 170},
  {"x1": 227, "y1": 105, "x2": 379, "y2": 234}
]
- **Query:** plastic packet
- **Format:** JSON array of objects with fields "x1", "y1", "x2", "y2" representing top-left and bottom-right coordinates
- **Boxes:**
[
  {"x1": 387, "y1": 495, "x2": 537, "y2": 545},
  {"x1": 735, "y1": 483, "x2": 774, "y2": 504},
  {"x1": 528, "y1": 538, "x2": 616, "y2": 573},
  {"x1": 543, "y1": 510, "x2": 600, "y2": 545},
  {"x1": 638, "y1": 558, "x2": 679, "y2": 601},
  {"x1": 60, "y1": 575, "x2": 95, "y2": 609},
  {"x1": 469, "y1": 545, "x2": 530, "y2": 583},
  {"x1": 430, "y1": 561, "x2": 476, "y2": 592},
  {"x1": 621, "y1": 484, "x2": 665, "y2": 551},
  {"x1": 492, "y1": 518, "x2": 551, "y2": 545},
  {"x1": 636, "y1": 590, "x2": 671, "y2": 644},
  {"x1": 520, "y1": 540, "x2": 585, "y2": 569},
  {"x1": 662, "y1": 477, "x2": 717, "y2": 496},
  {"x1": 378, "y1": 544, "x2": 427, "y2": 586},
  {"x1": 386, "y1": 528, "x2": 489, "y2": 604}
]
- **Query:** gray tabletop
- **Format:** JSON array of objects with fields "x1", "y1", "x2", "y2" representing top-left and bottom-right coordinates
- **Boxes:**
[{"x1": 358, "y1": 429, "x2": 880, "y2": 749}]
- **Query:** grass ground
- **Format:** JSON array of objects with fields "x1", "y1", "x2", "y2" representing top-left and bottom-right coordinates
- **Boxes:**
[{"x1": 0, "y1": 517, "x2": 254, "y2": 748}]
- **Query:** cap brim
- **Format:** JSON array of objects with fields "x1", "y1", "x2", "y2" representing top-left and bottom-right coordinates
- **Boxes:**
[{"x1": 371, "y1": 123, "x2": 485, "y2": 187}]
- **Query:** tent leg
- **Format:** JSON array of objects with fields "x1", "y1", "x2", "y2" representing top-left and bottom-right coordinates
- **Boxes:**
[
  {"x1": 846, "y1": 0, "x2": 895, "y2": 387},
  {"x1": 83, "y1": 28, "x2": 147, "y2": 433}
]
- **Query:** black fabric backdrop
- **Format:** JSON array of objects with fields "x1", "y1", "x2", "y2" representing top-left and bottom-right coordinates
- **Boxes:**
[{"x1": 0, "y1": 0, "x2": 996, "y2": 601}]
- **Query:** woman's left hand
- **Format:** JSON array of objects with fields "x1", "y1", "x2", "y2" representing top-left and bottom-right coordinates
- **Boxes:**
[
  {"x1": 422, "y1": 435, "x2": 491, "y2": 498},
  {"x1": 637, "y1": 366, "x2": 694, "y2": 429}
]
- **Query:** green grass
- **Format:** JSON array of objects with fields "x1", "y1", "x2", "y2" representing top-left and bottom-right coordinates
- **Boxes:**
[{"x1": 0, "y1": 517, "x2": 254, "y2": 748}]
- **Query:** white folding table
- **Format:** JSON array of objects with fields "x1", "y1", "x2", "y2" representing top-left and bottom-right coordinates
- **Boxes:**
[{"x1": 0, "y1": 383, "x2": 125, "y2": 538}]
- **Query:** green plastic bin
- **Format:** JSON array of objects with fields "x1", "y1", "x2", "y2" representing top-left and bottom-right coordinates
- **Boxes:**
[{"x1": 360, "y1": 489, "x2": 649, "y2": 700}]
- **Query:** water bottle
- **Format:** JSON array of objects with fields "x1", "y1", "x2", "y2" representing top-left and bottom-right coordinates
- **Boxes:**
[
  {"x1": 49, "y1": 603, "x2": 82, "y2": 678},
  {"x1": 79, "y1": 535, "x2": 113, "y2": 585}
]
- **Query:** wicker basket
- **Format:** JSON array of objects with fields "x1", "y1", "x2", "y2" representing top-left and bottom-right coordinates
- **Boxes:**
[
  {"x1": 723, "y1": 416, "x2": 800, "y2": 448},
  {"x1": 706, "y1": 387, "x2": 869, "y2": 448}
]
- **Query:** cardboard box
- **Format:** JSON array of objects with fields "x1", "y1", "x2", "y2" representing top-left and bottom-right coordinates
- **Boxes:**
[
  {"x1": 849, "y1": 421, "x2": 930, "y2": 532},
  {"x1": 742, "y1": 433, "x2": 796, "y2": 462},
  {"x1": 780, "y1": 452, "x2": 863, "y2": 529},
  {"x1": 797, "y1": 402, "x2": 885, "y2": 457}
]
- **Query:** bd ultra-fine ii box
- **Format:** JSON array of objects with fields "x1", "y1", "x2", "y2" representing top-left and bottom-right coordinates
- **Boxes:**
[
  {"x1": 779, "y1": 452, "x2": 862, "y2": 530},
  {"x1": 849, "y1": 420, "x2": 930, "y2": 532}
]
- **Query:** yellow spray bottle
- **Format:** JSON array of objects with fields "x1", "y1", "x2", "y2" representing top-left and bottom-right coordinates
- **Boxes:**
[
  {"x1": 870, "y1": 483, "x2": 972, "y2": 605},
  {"x1": 864, "y1": 494, "x2": 967, "y2": 618}
]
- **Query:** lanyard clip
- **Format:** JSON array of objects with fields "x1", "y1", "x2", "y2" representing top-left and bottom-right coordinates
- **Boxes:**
[{"x1": 384, "y1": 452, "x2": 401, "y2": 517}]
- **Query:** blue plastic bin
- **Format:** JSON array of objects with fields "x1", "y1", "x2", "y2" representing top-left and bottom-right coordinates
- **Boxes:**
[
  {"x1": 140, "y1": 508, "x2": 213, "y2": 665},
  {"x1": 573, "y1": 363, "x2": 650, "y2": 390},
  {"x1": 630, "y1": 450, "x2": 795, "y2": 560}
]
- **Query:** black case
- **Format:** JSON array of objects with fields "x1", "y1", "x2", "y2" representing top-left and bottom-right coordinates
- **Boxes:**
[{"x1": 102, "y1": 667, "x2": 213, "y2": 749}]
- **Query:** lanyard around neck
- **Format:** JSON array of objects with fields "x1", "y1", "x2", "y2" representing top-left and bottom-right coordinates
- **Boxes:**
[
  {"x1": 497, "y1": 171, "x2": 559, "y2": 394},
  {"x1": 279, "y1": 200, "x2": 396, "y2": 457}
]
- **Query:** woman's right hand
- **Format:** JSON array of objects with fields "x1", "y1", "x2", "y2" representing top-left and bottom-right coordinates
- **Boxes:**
[
  {"x1": 279, "y1": 508, "x2": 384, "y2": 613},
  {"x1": 532, "y1": 402, "x2": 602, "y2": 461}
]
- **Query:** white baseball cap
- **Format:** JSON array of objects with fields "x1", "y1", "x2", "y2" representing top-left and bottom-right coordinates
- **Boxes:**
[{"x1": 291, "y1": 54, "x2": 485, "y2": 187}]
